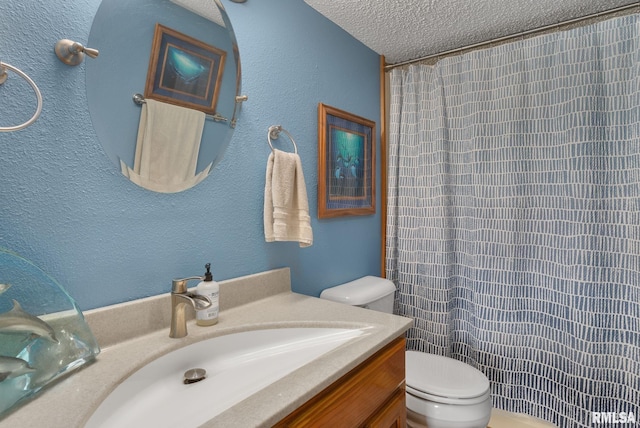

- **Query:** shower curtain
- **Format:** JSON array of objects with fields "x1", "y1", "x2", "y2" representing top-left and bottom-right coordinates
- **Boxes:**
[{"x1": 386, "y1": 14, "x2": 640, "y2": 427}]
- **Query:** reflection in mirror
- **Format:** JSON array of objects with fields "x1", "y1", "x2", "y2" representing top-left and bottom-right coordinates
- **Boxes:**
[{"x1": 87, "y1": 0, "x2": 241, "y2": 193}]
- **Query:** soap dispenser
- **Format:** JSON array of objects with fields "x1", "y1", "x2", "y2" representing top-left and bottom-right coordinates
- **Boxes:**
[{"x1": 195, "y1": 263, "x2": 219, "y2": 326}]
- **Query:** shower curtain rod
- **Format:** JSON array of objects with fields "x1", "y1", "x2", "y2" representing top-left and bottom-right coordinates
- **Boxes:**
[{"x1": 384, "y1": 2, "x2": 640, "y2": 71}]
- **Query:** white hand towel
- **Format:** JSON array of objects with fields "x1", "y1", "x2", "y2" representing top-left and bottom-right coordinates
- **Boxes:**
[
  {"x1": 121, "y1": 159, "x2": 211, "y2": 193},
  {"x1": 132, "y1": 99, "x2": 206, "y2": 192},
  {"x1": 264, "y1": 149, "x2": 313, "y2": 247}
]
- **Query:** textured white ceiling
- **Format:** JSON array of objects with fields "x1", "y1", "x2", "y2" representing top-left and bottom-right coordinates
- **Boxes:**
[
  {"x1": 304, "y1": 0, "x2": 639, "y2": 64},
  {"x1": 171, "y1": 0, "x2": 225, "y2": 26}
]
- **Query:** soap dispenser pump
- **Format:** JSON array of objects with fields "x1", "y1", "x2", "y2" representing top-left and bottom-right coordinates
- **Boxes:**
[{"x1": 195, "y1": 263, "x2": 219, "y2": 326}]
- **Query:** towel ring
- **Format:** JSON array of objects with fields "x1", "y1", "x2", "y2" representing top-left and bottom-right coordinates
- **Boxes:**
[
  {"x1": 0, "y1": 62, "x2": 43, "y2": 132},
  {"x1": 268, "y1": 125, "x2": 298, "y2": 154}
]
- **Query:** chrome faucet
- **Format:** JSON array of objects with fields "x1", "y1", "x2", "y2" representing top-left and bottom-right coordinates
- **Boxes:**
[{"x1": 170, "y1": 276, "x2": 212, "y2": 338}]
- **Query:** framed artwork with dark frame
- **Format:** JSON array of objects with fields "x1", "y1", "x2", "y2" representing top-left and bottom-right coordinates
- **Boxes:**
[
  {"x1": 318, "y1": 103, "x2": 376, "y2": 218},
  {"x1": 144, "y1": 23, "x2": 226, "y2": 115}
]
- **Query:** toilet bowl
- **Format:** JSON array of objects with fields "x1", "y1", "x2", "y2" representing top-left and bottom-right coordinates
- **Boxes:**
[
  {"x1": 405, "y1": 352, "x2": 491, "y2": 428},
  {"x1": 320, "y1": 276, "x2": 492, "y2": 428}
]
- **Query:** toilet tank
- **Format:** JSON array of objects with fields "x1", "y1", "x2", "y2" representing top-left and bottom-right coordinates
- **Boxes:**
[{"x1": 319, "y1": 276, "x2": 396, "y2": 314}]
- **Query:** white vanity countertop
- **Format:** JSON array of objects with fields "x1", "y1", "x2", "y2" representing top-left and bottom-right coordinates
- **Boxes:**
[{"x1": 0, "y1": 268, "x2": 412, "y2": 428}]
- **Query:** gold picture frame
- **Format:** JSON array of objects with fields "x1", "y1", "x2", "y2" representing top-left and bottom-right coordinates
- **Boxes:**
[
  {"x1": 318, "y1": 103, "x2": 376, "y2": 218},
  {"x1": 144, "y1": 24, "x2": 226, "y2": 115}
]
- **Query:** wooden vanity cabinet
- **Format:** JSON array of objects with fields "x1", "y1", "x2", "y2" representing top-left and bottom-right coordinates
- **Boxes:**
[{"x1": 274, "y1": 337, "x2": 406, "y2": 428}]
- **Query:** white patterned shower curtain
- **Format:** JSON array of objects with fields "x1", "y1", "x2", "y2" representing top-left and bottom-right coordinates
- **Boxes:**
[{"x1": 386, "y1": 14, "x2": 640, "y2": 428}]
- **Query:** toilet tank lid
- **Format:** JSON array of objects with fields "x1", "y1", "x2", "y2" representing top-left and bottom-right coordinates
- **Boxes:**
[{"x1": 319, "y1": 276, "x2": 396, "y2": 306}]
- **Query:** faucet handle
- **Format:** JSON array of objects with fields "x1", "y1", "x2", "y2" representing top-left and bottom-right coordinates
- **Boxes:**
[{"x1": 171, "y1": 276, "x2": 204, "y2": 293}]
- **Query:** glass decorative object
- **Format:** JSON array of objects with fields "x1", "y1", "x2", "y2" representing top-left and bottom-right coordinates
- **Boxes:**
[{"x1": 0, "y1": 247, "x2": 100, "y2": 417}]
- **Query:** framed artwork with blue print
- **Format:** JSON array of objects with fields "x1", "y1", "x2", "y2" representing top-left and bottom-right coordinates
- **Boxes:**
[
  {"x1": 144, "y1": 23, "x2": 226, "y2": 115},
  {"x1": 318, "y1": 103, "x2": 376, "y2": 218}
]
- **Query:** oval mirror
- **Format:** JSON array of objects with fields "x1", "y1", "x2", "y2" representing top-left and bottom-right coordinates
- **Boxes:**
[{"x1": 86, "y1": 0, "x2": 241, "y2": 193}]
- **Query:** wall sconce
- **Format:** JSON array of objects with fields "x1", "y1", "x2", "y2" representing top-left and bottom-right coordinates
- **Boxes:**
[{"x1": 54, "y1": 39, "x2": 99, "y2": 66}]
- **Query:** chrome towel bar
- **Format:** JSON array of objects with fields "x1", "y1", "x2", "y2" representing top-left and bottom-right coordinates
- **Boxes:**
[{"x1": 132, "y1": 93, "x2": 228, "y2": 123}]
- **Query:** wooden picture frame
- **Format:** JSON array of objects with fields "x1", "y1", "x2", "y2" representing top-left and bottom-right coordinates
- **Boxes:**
[
  {"x1": 318, "y1": 103, "x2": 376, "y2": 218},
  {"x1": 144, "y1": 23, "x2": 226, "y2": 115}
]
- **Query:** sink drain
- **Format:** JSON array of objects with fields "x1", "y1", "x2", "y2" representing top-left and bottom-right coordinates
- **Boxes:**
[{"x1": 183, "y1": 368, "x2": 206, "y2": 384}]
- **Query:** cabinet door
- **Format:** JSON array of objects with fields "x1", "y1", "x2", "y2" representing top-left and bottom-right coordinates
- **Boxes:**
[
  {"x1": 364, "y1": 387, "x2": 406, "y2": 428},
  {"x1": 274, "y1": 337, "x2": 405, "y2": 428}
]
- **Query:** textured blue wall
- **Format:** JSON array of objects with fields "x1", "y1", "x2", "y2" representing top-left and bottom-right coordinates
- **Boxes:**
[{"x1": 0, "y1": 0, "x2": 382, "y2": 310}]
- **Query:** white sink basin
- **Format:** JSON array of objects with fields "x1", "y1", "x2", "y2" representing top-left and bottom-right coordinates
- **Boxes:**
[{"x1": 85, "y1": 327, "x2": 365, "y2": 428}]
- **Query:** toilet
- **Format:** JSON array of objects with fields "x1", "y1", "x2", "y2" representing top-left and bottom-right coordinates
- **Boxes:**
[{"x1": 320, "y1": 276, "x2": 492, "y2": 428}]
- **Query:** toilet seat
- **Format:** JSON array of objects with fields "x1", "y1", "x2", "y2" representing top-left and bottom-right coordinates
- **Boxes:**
[
  {"x1": 406, "y1": 384, "x2": 491, "y2": 405},
  {"x1": 406, "y1": 352, "x2": 490, "y2": 405}
]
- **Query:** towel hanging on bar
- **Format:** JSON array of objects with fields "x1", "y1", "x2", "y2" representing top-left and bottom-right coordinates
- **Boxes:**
[
  {"x1": 263, "y1": 148, "x2": 313, "y2": 247},
  {"x1": 132, "y1": 93, "x2": 228, "y2": 123}
]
